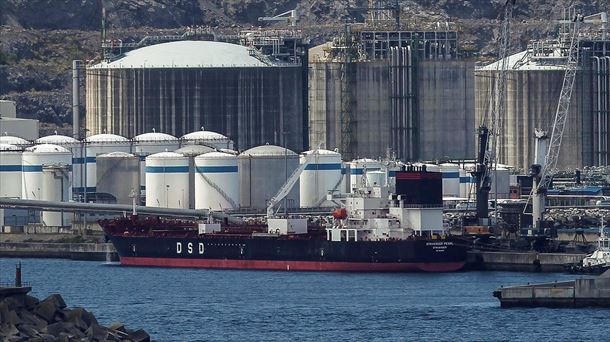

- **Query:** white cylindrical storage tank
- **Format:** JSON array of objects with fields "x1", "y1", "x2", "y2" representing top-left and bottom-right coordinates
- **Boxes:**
[
  {"x1": 459, "y1": 164, "x2": 475, "y2": 198},
  {"x1": 175, "y1": 145, "x2": 216, "y2": 209},
  {"x1": 195, "y1": 152, "x2": 239, "y2": 210},
  {"x1": 22, "y1": 144, "x2": 72, "y2": 226},
  {"x1": 366, "y1": 170, "x2": 387, "y2": 187},
  {"x1": 440, "y1": 163, "x2": 460, "y2": 198},
  {"x1": 96, "y1": 152, "x2": 140, "y2": 205},
  {"x1": 41, "y1": 165, "x2": 70, "y2": 226},
  {"x1": 134, "y1": 132, "x2": 180, "y2": 194},
  {"x1": 181, "y1": 129, "x2": 234, "y2": 150},
  {"x1": 0, "y1": 144, "x2": 22, "y2": 198},
  {"x1": 490, "y1": 167, "x2": 510, "y2": 199},
  {"x1": 35, "y1": 134, "x2": 81, "y2": 198},
  {"x1": 347, "y1": 158, "x2": 383, "y2": 192},
  {"x1": 0, "y1": 136, "x2": 31, "y2": 148},
  {"x1": 238, "y1": 145, "x2": 300, "y2": 210},
  {"x1": 83, "y1": 133, "x2": 131, "y2": 195},
  {"x1": 299, "y1": 149, "x2": 342, "y2": 208},
  {"x1": 145, "y1": 152, "x2": 188, "y2": 209}
]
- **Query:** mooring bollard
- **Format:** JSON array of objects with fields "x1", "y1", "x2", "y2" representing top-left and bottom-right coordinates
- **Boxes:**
[{"x1": 15, "y1": 262, "x2": 21, "y2": 287}]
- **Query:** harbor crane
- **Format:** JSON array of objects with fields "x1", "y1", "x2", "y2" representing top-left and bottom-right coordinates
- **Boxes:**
[
  {"x1": 472, "y1": 0, "x2": 515, "y2": 228},
  {"x1": 530, "y1": 12, "x2": 608, "y2": 234}
]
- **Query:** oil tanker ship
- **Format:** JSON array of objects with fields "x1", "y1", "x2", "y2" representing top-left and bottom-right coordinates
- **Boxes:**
[{"x1": 101, "y1": 168, "x2": 468, "y2": 272}]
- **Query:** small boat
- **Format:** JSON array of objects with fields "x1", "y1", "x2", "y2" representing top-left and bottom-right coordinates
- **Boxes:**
[{"x1": 564, "y1": 219, "x2": 610, "y2": 274}]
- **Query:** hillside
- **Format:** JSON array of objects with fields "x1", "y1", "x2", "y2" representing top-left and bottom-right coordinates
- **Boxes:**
[{"x1": 0, "y1": 0, "x2": 607, "y2": 135}]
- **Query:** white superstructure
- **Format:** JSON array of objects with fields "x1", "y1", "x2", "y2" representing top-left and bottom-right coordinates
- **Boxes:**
[
  {"x1": 145, "y1": 151, "x2": 189, "y2": 209},
  {"x1": 194, "y1": 152, "x2": 239, "y2": 210},
  {"x1": 327, "y1": 177, "x2": 444, "y2": 242},
  {"x1": 299, "y1": 149, "x2": 342, "y2": 208},
  {"x1": 347, "y1": 159, "x2": 382, "y2": 192}
]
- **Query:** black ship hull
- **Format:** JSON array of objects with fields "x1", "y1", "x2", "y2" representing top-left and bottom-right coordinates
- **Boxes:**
[{"x1": 107, "y1": 234, "x2": 468, "y2": 272}]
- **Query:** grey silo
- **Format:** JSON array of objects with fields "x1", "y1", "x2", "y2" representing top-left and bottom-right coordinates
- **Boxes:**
[
  {"x1": 95, "y1": 152, "x2": 140, "y2": 205},
  {"x1": 86, "y1": 40, "x2": 305, "y2": 153},
  {"x1": 238, "y1": 144, "x2": 300, "y2": 210}
]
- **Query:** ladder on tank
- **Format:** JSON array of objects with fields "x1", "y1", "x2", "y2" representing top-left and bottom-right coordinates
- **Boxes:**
[{"x1": 197, "y1": 171, "x2": 239, "y2": 209}]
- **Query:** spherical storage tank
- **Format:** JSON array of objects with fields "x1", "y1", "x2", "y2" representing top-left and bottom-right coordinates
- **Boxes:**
[
  {"x1": 134, "y1": 132, "x2": 180, "y2": 193},
  {"x1": 182, "y1": 129, "x2": 234, "y2": 150},
  {"x1": 347, "y1": 159, "x2": 383, "y2": 192},
  {"x1": 86, "y1": 40, "x2": 305, "y2": 152},
  {"x1": 195, "y1": 152, "x2": 239, "y2": 210},
  {"x1": 238, "y1": 145, "x2": 299, "y2": 210},
  {"x1": 83, "y1": 133, "x2": 131, "y2": 194},
  {"x1": 22, "y1": 144, "x2": 72, "y2": 226},
  {"x1": 299, "y1": 149, "x2": 342, "y2": 208},
  {"x1": 96, "y1": 152, "x2": 140, "y2": 205},
  {"x1": 35, "y1": 134, "x2": 81, "y2": 196},
  {"x1": 0, "y1": 144, "x2": 22, "y2": 198},
  {"x1": 440, "y1": 163, "x2": 460, "y2": 198},
  {"x1": 145, "y1": 152, "x2": 188, "y2": 209}
]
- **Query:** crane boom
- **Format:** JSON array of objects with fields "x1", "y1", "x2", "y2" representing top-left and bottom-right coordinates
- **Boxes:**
[
  {"x1": 472, "y1": 0, "x2": 515, "y2": 226},
  {"x1": 536, "y1": 17, "x2": 582, "y2": 192},
  {"x1": 530, "y1": 14, "x2": 584, "y2": 232}
]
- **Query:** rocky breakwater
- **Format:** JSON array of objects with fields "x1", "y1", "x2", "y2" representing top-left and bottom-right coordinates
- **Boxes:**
[{"x1": 0, "y1": 289, "x2": 150, "y2": 341}]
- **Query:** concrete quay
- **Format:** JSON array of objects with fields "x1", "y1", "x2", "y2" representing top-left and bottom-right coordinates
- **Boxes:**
[
  {"x1": 493, "y1": 270, "x2": 610, "y2": 308},
  {"x1": 466, "y1": 250, "x2": 587, "y2": 272},
  {"x1": 0, "y1": 242, "x2": 118, "y2": 262}
]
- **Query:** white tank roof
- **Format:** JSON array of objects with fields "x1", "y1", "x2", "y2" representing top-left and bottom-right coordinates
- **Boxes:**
[
  {"x1": 85, "y1": 133, "x2": 129, "y2": 143},
  {"x1": 174, "y1": 145, "x2": 215, "y2": 156},
  {"x1": 133, "y1": 132, "x2": 177, "y2": 142},
  {"x1": 0, "y1": 136, "x2": 29, "y2": 145},
  {"x1": 0, "y1": 143, "x2": 20, "y2": 151},
  {"x1": 182, "y1": 130, "x2": 229, "y2": 140},
  {"x1": 90, "y1": 41, "x2": 269, "y2": 69},
  {"x1": 351, "y1": 158, "x2": 379, "y2": 163},
  {"x1": 25, "y1": 144, "x2": 70, "y2": 153},
  {"x1": 478, "y1": 50, "x2": 566, "y2": 71},
  {"x1": 35, "y1": 134, "x2": 78, "y2": 144},
  {"x1": 97, "y1": 151, "x2": 135, "y2": 158},
  {"x1": 147, "y1": 151, "x2": 184, "y2": 159},
  {"x1": 195, "y1": 151, "x2": 236, "y2": 159},
  {"x1": 302, "y1": 149, "x2": 340, "y2": 156},
  {"x1": 240, "y1": 144, "x2": 297, "y2": 157}
]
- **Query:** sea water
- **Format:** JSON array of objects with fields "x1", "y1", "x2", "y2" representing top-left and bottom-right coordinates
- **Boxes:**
[{"x1": 0, "y1": 259, "x2": 608, "y2": 341}]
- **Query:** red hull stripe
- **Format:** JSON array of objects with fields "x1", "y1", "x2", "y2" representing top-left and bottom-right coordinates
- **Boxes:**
[{"x1": 120, "y1": 257, "x2": 465, "y2": 272}]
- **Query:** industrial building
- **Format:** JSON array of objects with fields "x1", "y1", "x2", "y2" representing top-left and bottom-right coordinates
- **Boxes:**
[
  {"x1": 86, "y1": 34, "x2": 308, "y2": 153},
  {"x1": 0, "y1": 100, "x2": 39, "y2": 141},
  {"x1": 309, "y1": 27, "x2": 475, "y2": 162},
  {"x1": 475, "y1": 28, "x2": 610, "y2": 171}
]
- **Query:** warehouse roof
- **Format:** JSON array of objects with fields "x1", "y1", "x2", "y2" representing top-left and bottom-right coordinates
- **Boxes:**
[{"x1": 90, "y1": 41, "x2": 269, "y2": 69}]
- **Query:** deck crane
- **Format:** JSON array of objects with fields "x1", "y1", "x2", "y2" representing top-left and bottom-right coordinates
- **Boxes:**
[
  {"x1": 472, "y1": 0, "x2": 515, "y2": 228},
  {"x1": 530, "y1": 12, "x2": 608, "y2": 234}
]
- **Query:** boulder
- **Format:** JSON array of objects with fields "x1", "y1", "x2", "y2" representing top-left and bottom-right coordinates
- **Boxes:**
[
  {"x1": 34, "y1": 300, "x2": 59, "y2": 323},
  {"x1": 16, "y1": 323, "x2": 40, "y2": 338},
  {"x1": 85, "y1": 323, "x2": 109, "y2": 342},
  {"x1": 128, "y1": 329, "x2": 151, "y2": 342}
]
